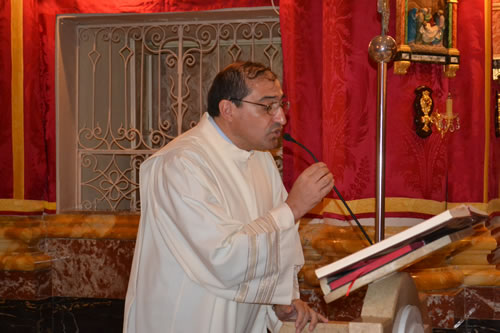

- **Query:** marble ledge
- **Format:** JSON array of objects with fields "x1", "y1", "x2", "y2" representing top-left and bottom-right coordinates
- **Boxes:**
[
  {"x1": 421, "y1": 286, "x2": 500, "y2": 328},
  {"x1": 296, "y1": 285, "x2": 500, "y2": 330},
  {"x1": 298, "y1": 220, "x2": 500, "y2": 292},
  {"x1": 1, "y1": 214, "x2": 499, "y2": 296},
  {"x1": 0, "y1": 238, "x2": 135, "y2": 299},
  {"x1": 0, "y1": 252, "x2": 52, "y2": 271},
  {"x1": 0, "y1": 217, "x2": 43, "y2": 244},
  {"x1": 43, "y1": 214, "x2": 139, "y2": 240},
  {"x1": 0, "y1": 214, "x2": 140, "y2": 242},
  {"x1": 47, "y1": 238, "x2": 135, "y2": 299},
  {"x1": 0, "y1": 214, "x2": 138, "y2": 273}
]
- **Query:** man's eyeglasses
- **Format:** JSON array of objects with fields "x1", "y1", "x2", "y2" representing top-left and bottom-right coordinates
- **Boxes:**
[{"x1": 229, "y1": 98, "x2": 290, "y2": 116}]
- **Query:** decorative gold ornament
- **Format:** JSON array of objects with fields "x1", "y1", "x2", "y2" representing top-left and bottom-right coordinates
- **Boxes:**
[{"x1": 414, "y1": 86, "x2": 460, "y2": 138}]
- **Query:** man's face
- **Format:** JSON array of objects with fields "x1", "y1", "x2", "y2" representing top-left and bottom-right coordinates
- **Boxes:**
[{"x1": 230, "y1": 77, "x2": 287, "y2": 151}]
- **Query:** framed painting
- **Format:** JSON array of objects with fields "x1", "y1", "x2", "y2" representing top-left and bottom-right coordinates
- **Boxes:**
[{"x1": 395, "y1": 0, "x2": 459, "y2": 77}]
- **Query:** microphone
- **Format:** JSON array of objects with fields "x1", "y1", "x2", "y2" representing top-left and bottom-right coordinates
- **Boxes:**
[{"x1": 283, "y1": 133, "x2": 373, "y2": 245}]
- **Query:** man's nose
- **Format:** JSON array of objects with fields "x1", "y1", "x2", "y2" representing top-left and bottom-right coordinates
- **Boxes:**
[{"x1": 273, "y1": 106, "x2": 287, "y2": 125}]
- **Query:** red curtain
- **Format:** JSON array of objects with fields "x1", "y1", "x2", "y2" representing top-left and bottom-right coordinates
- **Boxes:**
[
  {"x1": 0, "y1": 0, "x2": 272, "y2": 213},
  {"x1": 0, "y1": 1, "x2": 13, "y2": 199},
  {"x1": 2, "y1": 0, "x2": 498, "y2": 217},
  {"x1": 281, "y1": 0, "x2": 498, "y2": 218}
]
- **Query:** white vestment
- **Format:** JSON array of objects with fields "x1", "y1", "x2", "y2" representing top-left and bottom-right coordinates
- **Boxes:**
[{"x1": 123, "y1": 113, "x2": 304, "y2": 333}]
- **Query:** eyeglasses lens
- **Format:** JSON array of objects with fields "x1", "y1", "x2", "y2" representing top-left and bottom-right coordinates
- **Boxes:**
[{"x1": 268, "y1": 101, "x2": 290, "y2": 115}]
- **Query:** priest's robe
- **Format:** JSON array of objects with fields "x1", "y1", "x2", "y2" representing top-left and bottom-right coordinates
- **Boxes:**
[{"x1": 123, "y1": 113, "x2": 304, "y2": 333}]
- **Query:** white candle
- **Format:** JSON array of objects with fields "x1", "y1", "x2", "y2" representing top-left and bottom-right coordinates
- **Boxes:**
[{"x1": 446, "y1": 93, "x2": 453, "y2": 118}]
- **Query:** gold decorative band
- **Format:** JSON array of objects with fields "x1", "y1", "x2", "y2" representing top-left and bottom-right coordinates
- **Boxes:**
[
  {"x1": 11, "y1": 0, "x2": 24, "y2": 199},
  {"x1": 311, "y1": 197, "x2": 492, "y2": 217},
  {"x1": 0, "y1": 199, "x2": 56, "y2": 213}
]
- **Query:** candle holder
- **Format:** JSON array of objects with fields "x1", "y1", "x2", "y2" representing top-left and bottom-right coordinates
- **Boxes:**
[
  {"x1": 414, "y1": 87, "x2": 460, "y2": 138},
  {"x1": 430, "y1": 97, "x2": 460, "y2": 138}
]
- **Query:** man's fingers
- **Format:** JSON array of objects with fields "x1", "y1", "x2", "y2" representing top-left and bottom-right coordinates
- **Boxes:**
[
  {"x1": 293, "y1": 301, "x2": 311, "y2": 333},
  {"x1": 320, "y1": 173, "x2": 334, "y2": 188},
  {"x1": 307, "y1": 309, "x2": 329, "y2": 332},
  {"x1": 315, "y1": 168, "x2": 334, "y2": 187},
  {"x1": 295, "y1": 314, "x2": 309, "y2": 333},
  {"x1": 318, "y1": 312, "x2": 328, "y2": 323},
  {"x1": 287, "y1": 162, "x2": 334, "y2": 220},
  {"x1": 303, "y1": 163, "x2": 329, "y2": 179},
  {"x1": 288, "y1": 299, "x2": 329, "y2": 333},
  {"x1": 294, "y1": 304, "x2": 305, "y2": 328},
  {"x1": 308, "y1": 309, "x2": 318, "y2": 331}
]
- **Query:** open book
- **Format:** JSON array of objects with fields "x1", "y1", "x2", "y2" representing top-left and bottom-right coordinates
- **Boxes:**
[{"x1": 315, "y1": 205, "x2": 488, "y2": 303}]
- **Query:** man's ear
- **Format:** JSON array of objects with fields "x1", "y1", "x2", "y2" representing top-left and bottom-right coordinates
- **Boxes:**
[{"x1": 218, "y1": 99, "x2": 234, "y2": 122}]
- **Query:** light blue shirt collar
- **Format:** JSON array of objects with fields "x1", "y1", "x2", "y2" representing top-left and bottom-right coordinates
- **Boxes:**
[{"x1": 208, "y1": 114, "x2": 234, "y2": 144}]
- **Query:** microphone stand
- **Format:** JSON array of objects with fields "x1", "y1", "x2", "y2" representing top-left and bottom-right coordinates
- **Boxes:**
[{"x1": 283, "y1": 133, "x2": 373, "y2": 245}]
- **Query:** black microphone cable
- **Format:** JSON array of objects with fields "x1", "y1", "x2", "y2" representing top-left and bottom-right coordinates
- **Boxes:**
[{"x1": 283, "y1": 133, "x2": 373, "y2": 245}]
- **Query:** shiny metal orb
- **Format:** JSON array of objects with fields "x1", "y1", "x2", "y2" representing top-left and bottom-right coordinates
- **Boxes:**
[{"x1": 368, "y1": 35, "x2": 397, "y2": 63}]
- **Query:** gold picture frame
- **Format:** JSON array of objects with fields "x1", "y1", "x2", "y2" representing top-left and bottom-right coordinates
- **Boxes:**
[
  {"x1": 493, "y1": 3, "x2": 500, "y2": 82},
  {"x1": 395, "y1": 0, "x2": 460, "y2": 77}
]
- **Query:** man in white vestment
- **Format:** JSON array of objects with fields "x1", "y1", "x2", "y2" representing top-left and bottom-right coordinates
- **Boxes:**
[{"x1": 123, "y1": 62, "x2": 334, "y2": 333}]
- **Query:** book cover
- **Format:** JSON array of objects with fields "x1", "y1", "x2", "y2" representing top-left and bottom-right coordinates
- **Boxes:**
[
  {"x1": 316, "y1": 205, "x2": 487, "y2": 280},
  {"x1": 316, "y1": 205, "x2": 488, "y2": 303},
  {"x1": 320, "y1": 227, "x2": 477, "y2": 303}
]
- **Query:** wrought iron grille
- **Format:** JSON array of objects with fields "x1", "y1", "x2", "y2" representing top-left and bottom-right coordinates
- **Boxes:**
[{"x1": 60, "y1": 9, "x2": 283, "y2": 212}]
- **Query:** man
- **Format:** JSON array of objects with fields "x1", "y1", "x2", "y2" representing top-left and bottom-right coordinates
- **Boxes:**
[{"x1": 124, "y1": 61, "x2": 334, "y2": 333}]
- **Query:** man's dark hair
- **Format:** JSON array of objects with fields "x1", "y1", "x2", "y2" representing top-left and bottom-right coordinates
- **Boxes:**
[{"x1": 207, "y1": 61, "x2": 278, "y2": 117}]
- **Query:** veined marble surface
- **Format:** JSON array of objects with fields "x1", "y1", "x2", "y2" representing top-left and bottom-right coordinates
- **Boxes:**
[{"x1": 0, "y1": 214, "x2": 498, "y2": 330}]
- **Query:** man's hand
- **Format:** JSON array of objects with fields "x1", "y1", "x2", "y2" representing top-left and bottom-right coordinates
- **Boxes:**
[
  {"x1": 273, "y1": 299, "x2": 328, "y2": 332},
  {"x1": 286, "y1": 162, "x2": 334, "y2": 221}
]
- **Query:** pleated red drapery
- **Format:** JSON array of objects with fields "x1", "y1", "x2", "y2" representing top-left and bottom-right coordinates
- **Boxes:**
[
  {"x1": 280, "y1": 0, "x2": 499, "y2": 219},
  {"x1": 0, "y1": 1, "x2": 13, "y2": 201},
  {"x1": 1, "y1": 0, "x2": 498, "y2": 217},
  {"x1": 0, "y1": 0, "x2": 271, "y2": 214}
]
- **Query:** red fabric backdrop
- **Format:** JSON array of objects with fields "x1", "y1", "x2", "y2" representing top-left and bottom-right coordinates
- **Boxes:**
[
  {"x1": 281, "y1": 0, "x2": 498, "y2": 219},
  {"x1": 1, "y1": 0, "x2": 499, "y2": 217},
  {"x1": 0, "y1": 1, "x2": 13, "y2": 199},
  {"x1": 1, "y1": 0, "x2": 271, "y2": 210}
]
